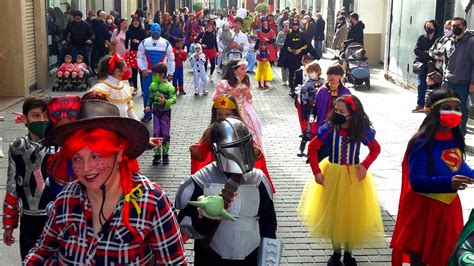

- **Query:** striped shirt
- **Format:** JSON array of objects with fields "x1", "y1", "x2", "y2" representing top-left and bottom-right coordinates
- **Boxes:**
[{"x1": 24, "y1": 174, "x2": 186, "y2": 265}]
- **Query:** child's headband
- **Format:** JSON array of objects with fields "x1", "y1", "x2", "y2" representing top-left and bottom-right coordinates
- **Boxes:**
[{"x1": 213, "y1": 96, "x2": 236, "y2": 109}]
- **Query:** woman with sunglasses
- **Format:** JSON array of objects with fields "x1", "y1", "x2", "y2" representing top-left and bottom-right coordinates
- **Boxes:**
[{"x1": 391, "y1": 89, "x2": 474, "y2": 266}]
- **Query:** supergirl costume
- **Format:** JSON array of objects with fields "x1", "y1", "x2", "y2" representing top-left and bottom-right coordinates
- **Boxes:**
[
  {"x1": 298, "y1": 122, "x2": 384, "y2": 248},
  {"x1": 391, "y1": 129, "x2": 474, "y2": 266}
]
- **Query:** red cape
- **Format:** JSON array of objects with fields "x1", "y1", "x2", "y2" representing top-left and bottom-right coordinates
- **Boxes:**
[{"x1": 390, "y1": 149, "x2": 463, "y2": 266}]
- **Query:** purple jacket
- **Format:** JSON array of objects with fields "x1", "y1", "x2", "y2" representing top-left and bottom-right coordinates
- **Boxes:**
[{"x1": 313, "y1": 83, "x2": 351, "y2": 127}]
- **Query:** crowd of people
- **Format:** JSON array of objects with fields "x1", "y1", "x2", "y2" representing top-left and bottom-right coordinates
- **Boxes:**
[{"x1": 2, "y1": 4, "x2": 474, "y2": 266}]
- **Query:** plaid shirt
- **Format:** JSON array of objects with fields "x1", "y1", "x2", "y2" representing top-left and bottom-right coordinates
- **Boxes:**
[{"x1": 24, "y1": 174, "x2": 187, "y2": 265}]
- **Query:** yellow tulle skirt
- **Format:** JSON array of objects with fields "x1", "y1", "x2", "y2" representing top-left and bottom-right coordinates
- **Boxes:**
[
  {"x1": 255, "y1": 61, "x2": 273, "y2": 81},
  {"x1": 298, "y1": 158, "x2": 385, "y2": 248}
]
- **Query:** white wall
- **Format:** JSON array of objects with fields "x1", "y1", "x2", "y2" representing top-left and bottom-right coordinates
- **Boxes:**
[{"x1": 354, "y1": 0, "x2": 384, "y2": 34}]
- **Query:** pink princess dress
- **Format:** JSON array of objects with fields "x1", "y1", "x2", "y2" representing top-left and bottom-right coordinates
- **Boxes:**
[{"x1": 213, "y1": 80, "x2": 264, "y2": 149}]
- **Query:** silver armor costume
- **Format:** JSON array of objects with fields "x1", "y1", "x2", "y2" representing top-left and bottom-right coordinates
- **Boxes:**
[
  {"x1": 176, "y1": 162, "x2": 273, "y2": 260},
  {"x1": 6, "y1": 137, "x2": 49, "y2": 217}
]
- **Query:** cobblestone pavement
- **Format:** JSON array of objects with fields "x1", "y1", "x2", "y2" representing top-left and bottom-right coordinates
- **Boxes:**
[{"x1": 0, "y1": 53, "x2": 473, "y2": 265}]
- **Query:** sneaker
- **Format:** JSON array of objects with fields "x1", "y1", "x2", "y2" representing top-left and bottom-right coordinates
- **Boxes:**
[
  {"x1": 194, "y1": 92, "x2": 199, "y2": 96},
  {"x1": 152, "y1": 155, "x2": 161, "y2": 165},
  {"x1": 282, "y1": 81, "x2": 288, "y2": 86},
  {"x1": 180, "y1": 91, "x2": 187, "y2": 95},
  {"x1": 209, "y1": 75, "x2": 214, "y2": 82},
  {"x1": 412, "y1": 105, "x2": 425, "y2": 113},
  {"x1": 203, "y1": 90, "x2": 209, "y2": 95},
  {"x1": 162, "y1": 154, "x2": 170, "y2": 164}
]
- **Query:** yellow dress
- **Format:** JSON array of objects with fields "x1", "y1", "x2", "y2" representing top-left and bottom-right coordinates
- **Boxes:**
[
  {"x1": 298, "y1": 125, "x2": 384, "y2": 248},
  {"x1": 255, "y1": 59, "x2": 273, "y2": 81}
]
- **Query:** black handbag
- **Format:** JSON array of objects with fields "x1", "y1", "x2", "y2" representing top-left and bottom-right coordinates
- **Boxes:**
[{"x1": 412, "y1": 61, "x2": 425, "y2": 75}]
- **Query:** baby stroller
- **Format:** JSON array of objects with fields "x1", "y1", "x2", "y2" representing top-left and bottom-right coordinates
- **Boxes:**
[
  {"x1": 340, "y1": 42, "x2": 370, "y2": 89},
  {"x1": 52, "y1": 43, "x2": 93, "y2": 92},
  {"x1": 222, "y1": 50, "x2": 243, "y2": 75}
]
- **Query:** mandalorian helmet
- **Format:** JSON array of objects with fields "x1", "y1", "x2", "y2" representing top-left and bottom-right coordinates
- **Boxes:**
[{"x1": 211, "y1": 117, "x2": 256, "y2": 174}]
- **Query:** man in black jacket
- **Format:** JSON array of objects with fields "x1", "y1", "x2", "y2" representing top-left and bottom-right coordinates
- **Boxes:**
[
  {"x1": 314, "y1": 13, "x2": 326, "y2": 60},
  {"x1": 345, "y1": 12, "x2": 365, "y2": 46},
  {"x1": 62, "y1": 10, "x2": 94, "y2": 64},
  {"x1": 90, "y1": 15, "x2": 111, "y2": 72}
]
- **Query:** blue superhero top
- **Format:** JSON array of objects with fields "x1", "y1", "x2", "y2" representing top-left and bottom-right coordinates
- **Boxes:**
[
  {"x1": 137, "y1": 23, "x2": 175, "y2": 76},
  {"x1": 408, "y1": 131, "x2": 474, "y2": 195}
]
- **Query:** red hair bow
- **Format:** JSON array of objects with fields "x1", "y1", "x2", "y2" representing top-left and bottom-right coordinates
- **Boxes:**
[
  {"x1": 108, "y1": 54, "x2": 122, "y2": 75},
  {"x1": 344, "y1": 96, "x2": 356, "y2": 111}
]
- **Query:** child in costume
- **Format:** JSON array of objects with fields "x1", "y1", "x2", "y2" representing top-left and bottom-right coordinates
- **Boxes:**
[
  {"x1": 145, "y1": 63, "x2": 177, "y2": 165},
  {"x1": 292, "y1": 54, "x2": 314, "y2": 93},
  {"x1": 391, "y1": 89, "x2": 474, "y2": 266},
  {"x1": 176, "y1": 117, "x2": 277, "y2": 265},
  {"x1": 310, "y1": 64, "x2": 351, "y2": 161},
  {"x1": 190, "y1": 43, "x2": 209, "y2": 95},
  {"x1": 189, "y1": 95, "x2": 275, "y2": 192},
  {"x1": 296, "y1": 61, "x2": 325, "y2": 156},
  {"x1": 298, "y1": 95, "x2": 384, "y2": 266},
  {"x1": 173, "y1": 38, "x2": 188, "y2": 95},
  {"x1": 255, "y1": 39, "x2": 273, "y2": 88},
  {"x1": 246, "y1": 35, "x2": 256, "y2": 73},
  {"x1": 2, "y1": 95, "x2": 53, "y2": 260},
  {"x1": 448, "y1": 209, "x2": 474, "y2": 266}
]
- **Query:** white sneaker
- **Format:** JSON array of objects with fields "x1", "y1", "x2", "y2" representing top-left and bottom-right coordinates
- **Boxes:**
[
  {"x1": 203, "y1": 90, "x2": 209, "y2": 95},
  {"x1": 209, "y1": 75, "x2": 213, "y2": 82}
]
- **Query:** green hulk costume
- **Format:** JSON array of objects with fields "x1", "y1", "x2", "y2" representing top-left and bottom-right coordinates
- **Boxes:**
[
  {"x1": 449, "y1": 209, "x2": 474, "y2": 266},
  {"x1": 147, "y1": 75, "x2": 176, "y2": 164}
]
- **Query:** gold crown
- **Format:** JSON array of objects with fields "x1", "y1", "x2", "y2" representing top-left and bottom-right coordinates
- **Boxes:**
[{"x1": 213, "y1": 96, "x2": 237, "y2": 109}]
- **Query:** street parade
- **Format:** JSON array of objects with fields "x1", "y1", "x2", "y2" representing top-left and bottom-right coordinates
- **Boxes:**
[{"x1": 0, "y1": 1, "x2": 474, "y2": 265}]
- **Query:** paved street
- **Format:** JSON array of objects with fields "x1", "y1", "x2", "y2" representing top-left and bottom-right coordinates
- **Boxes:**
[{"x1": 0, "y1": 53, "x2": 473, "y2": 265}]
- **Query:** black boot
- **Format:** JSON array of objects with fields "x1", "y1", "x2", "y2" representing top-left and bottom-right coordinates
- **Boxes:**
[
  {"x1": 343, "y1": 253, "x2": 357, "y2": 266},
  {"x1": 327, "y1": 253, "x2": 343, "y2": 266},
  {"x1": 162, "y1": 154, "x2": 170, "y2": 164},
  {"x1": 152, "y1": 154, "x2": 161, "y2": 165}
]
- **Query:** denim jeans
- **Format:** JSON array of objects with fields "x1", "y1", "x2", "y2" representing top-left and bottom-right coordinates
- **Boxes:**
[
  {"x1": 314, "y1": 40, "x2": 323, "y2": 60},
  {"x1": 444, "y1": 82, "x2": 469, "y2": 135},
  {"x1": 417, "y1": 73, "x2": 428, "y2": 106}
]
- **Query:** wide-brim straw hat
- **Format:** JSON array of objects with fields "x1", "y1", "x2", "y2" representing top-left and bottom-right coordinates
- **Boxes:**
[{"x1": 45, "y1": 100, "x2": 149, "y2": 159}]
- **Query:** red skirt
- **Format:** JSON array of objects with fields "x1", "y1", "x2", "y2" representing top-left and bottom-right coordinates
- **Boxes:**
[
  {"x1": 391, "y1": 190, "x2": 463, "y2": 266},
  {"x1": 124, "y1": 50, "x2": 138, "y2": 69},
  {"x1": 202, "y1": 48, "x2": 218, "y2": 60}
]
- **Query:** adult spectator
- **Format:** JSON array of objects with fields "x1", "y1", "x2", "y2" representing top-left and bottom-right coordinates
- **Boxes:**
[
  {"x1": 332, "y1": 16, "x2": 349, "y2": 59},
  {"x1": 105, "y1": 14, "x2": 117, "y2": 34},
  {"x1": 160, "y1": 12, "x2": 173, "y2": 41},
  {"x1": 442, "y1": 17, "x2": 474, "y2": 135},
  {"x1": 345, "y1": 12, "x2": 365, "y2": 46},
  {"x1": 230, "y1": 17, "x2": 250, "y2": 58},
  {"x1": 314, "y1": 13, "x2": 325, "y2": 60},
  {"x1": 85, "y1": 10, "x2": 95, "y2": 25},
  {"x1": 110, "y1": 10, "x2": 121, "y2": 26},
  {"x1": 97, "y1": 10, "x2": 107, "y2": 21},
  {"x1": 90, "y1": 15, "x2": 111, "y2": 71},
  {"x1": 301, "y1": 15, "x2": 315, "y2": 47},
  {"x1": 412, "y1": 20, "x2": 438, "y2": 113},
  {"x1": 62, "y1": 10, "x2": 94, "y2": 64}
]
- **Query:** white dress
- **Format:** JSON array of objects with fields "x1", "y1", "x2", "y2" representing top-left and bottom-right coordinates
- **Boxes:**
[{"x1": 90, "y1": 76, "x2": 139, "y2": 120}]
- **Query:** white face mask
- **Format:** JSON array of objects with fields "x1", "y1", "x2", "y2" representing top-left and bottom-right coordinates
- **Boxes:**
[
  {"x1": 107, "y1": 19, "x2": 112, "y2": 24},
  {"x1": 309, "y1": 73, "x2": 319, "y2": 80},
  {"x1": 444, "y1": 29, "x2": 453, "y2": 37}
]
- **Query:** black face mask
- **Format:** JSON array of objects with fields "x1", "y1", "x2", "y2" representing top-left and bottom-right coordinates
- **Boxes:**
[
  {"x1": 453, "y1": 26, "x2": 463, "y2": 36},
  {"x1": 425, "y1": 28, "x2": 434, "y2": 35},
  {"x1": 331, "y1": 113, "x2": 347, "y2": 125}
]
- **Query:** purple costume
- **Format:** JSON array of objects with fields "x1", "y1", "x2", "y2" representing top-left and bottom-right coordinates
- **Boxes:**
[{"x1": 313, "y1": 83, "x2": 351, "y2": 127}]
